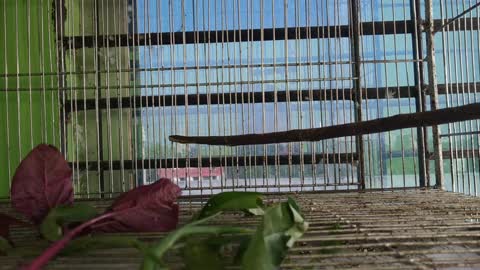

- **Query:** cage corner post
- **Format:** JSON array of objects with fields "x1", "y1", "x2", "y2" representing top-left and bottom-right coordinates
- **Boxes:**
[
  {"x1": 410, "y1": 0, "x2": 428, "y2": 188},
  {"x1": 349, "y1": 0, "x2": 366, "y2": 190},
  {"x1": 424, "y1": 0, "x2": 444, "y2": 189}
]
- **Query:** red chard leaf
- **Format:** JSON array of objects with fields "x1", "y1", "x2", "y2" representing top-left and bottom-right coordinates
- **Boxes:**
[
  {"x1": 24, "y1": 178, "x2": 181, "y2": 269},
  {"x1": 11, "y1": 144, "x2": 73, "y2": 224},
  {"x1": 94, "y1": 178, "x2": 181, "y2": 233}
]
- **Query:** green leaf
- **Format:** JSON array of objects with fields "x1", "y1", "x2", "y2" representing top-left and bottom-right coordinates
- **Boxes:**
[
  {"x1": 40, "y1": 204, "x2": 98, "y2": 241},
  {"x1": 7, "y1": 241, "x2": 51, "y2": 257},
  {"x1": 196, "y1": 192, "x2": 264, "y2": 220},
  {"x1": 60, "y1": 235, "x2": 144, "y2": 255},
  {"x1": 183, "y1": 238, "x2": 224, "y2": 270},
  {"x1": 183, "y1": 234, "x2": 251, "y2": 270},
  {"x1": 241, "y1": 198, "x2": 309, "y2": 270},
  {"x1": 144, "y1": 213, "x2": 251, "y2": 268},
  {"x1": 233, "y1": 235, "x2": 253, "y2": 264}
]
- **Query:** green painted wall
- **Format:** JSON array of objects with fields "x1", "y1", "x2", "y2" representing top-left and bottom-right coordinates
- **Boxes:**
[
  {"x1": 0, "y1": 0, "x2": 59, "y2": 198},
  {"x1": 63, "y1": 0, "x2": 134, "y2": 197}
]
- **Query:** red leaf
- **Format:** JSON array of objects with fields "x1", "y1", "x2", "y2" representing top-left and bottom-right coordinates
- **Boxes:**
[
  {"x1": 95, "y1": 178, "x2": 181, "y2": 233},
  {"x1": 11, "y1": 144, "x2": 73, "y2": 224},
  {"x1": 23, "y1": 179, "x2": 180, "y2": 269},
  {"x1": 0, "y1": 213, "x2": 31, "y2": 245}
]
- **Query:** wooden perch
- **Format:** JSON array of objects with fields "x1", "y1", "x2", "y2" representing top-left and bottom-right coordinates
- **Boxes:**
[{"x1": 169, "y1": 103, "x2": 480, "y2": 146}]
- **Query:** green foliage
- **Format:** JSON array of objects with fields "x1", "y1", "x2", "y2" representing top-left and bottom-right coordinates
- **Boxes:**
[
  {"x1": 144, "y1": 195, "x2": 308, "y2": 270},
  {"x1": 195, "y1": 191, "x2": 265, "y2": 220},
  {"x1": 8, "y1": 190, "x2": 309, "y2": 270},
  {"x1": 61, "y1": 235, "x2": 144, "y2": 255},
  {"x1": 183, "y1": 238, "x2": 225, "y2": 270},
  {"x1": 40, "y1": 204, "x2": 98, "y2": 241},
  {"x1": 242, "y1": 197, "x2": 309, "y2": 270},
  {"x1": 183, "y1": 234, "x2": 251, "y2": 270},
  {"x1": 144, "y1": 213, "x2": 250, "y2": 269}
]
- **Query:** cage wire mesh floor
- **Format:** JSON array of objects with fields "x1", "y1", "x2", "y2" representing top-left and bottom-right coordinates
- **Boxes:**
[{"x1": 1, "y1": 188, "x2": 480, "y2": 270}]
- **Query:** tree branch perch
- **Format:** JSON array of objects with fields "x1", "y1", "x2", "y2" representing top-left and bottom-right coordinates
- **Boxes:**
[{"x1": 169, "y1": 103, "x2": 480, "y2": 146}]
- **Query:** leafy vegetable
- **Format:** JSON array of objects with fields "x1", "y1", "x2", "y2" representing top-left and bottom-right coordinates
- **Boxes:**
[
  {"x1": 143, "y1": 213, "x2": 250, "y2": 269},
  {"x1": 60, "y1": 235, "x2": 144, "y2": 255},
  {"x1": 24, "y1": 179, "x2": 181, "y2": 270},
  {"x1": 183, "y1": 238, "x2": 225, "y2": 270},
  {"x1": 241, "y1": 197, "x2": 309, "y2": 270},
  {"x1": 94, "y1": 178, "x2": 181, "y2": 233},
  {"x1": 22, "y1": 212, "x2": 117, "y2": 270},
  {"x1": 40, "y1": 204, "x2": 98, "y2": 241},
  {"x1": 183, "y1": 234, "x2": 250, "y2": 270},
  {"x1": 195, "y1": 191, "x2": 264, "y2": 220},
  {"x1": 0, "y1": 213, "x2": 31, "y2": 245},
  {"x1": 11, "y1": 144, "x2": 73, "y2": 224},
  {"x1": 143, "y1": 195, "x2": 306, "y2": 270}
]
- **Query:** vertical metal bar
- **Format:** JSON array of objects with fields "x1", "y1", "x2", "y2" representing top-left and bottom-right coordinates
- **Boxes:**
[
  {"x1": 284, "y1": 0, "x2": 293, "y2": 188},
  {"x1": 130, "y1": 0, "x2": 140, "y2": 188},
  {"x1": 223, "y1": 0, "x2": 233, "y2": 192},
  {"x1": 425, "y1": 0, "x2": 445, "y2": 188},
  {"x1": 350, "y1": 0, "x2": 365, "y2": 189},
  {"x1": 203, "y1": 0, "x2": 214, "y2": 194},
  {"x1": 47, "y1": 0, "x2": 57, "y2": 147},
  {"x1": 104, "y1": 0, "x2": 113, "y2": 195},
  {"x1": 410, "y1": 0, "x2": 428, "y2": 187},
  {"x1": 113, "y1": 0, "x2": 124, "y2": 192},
  {"x1": 305, "y1": 0, "x2": 316, "y2": 191},
  {"x1": 144, "y1": 0, "x2": 152, "y2": 184},
  {"x1": 56, "y1": 0, "x2": 67, "y2": 156},
  {"x1": 260, "y1": 0, "x2": 268, "y2": 192},
  {"x1": 439, "y1": 0, "x2": 455, "y2": 192},
  {"x1": 124, "y1": 0, "x2": 134, "y2": 191},
  {"x1": 272, "y1": 0, "x2": 280, "y2": 191},
  {"x1": 15, "y1": 0, "x2": 21, "y2": 160},
  {"x1": 94, "y1": 0, "x2": 105, "y2": 197},
  {"x1": 38, "y1": 0, "x2": 49, "y2": 146},
  {"x1": 27, "y1": 0, "x2": 34, "y2": 149},
  {"x1": 81, "y1": 0, "x2": 90, "y2": 196},
  {"x1": 40, "y1": 0, "x2": 47, "y2": 145},
  {"x1": 181, "y1": 0, "x2": 189, "y2": 194},
  {"x1": 69, "y1": 0, "x2": 79, "y2": 194},
  {"x1": 3, "y1": 0, "x2": 12, "y2": 186},
  {"x1": 318, "y1": 0, "x2": 329, "y2": 190},
  {"x1": 379, "y1": 0, "x2": 394, "y2": 188}
]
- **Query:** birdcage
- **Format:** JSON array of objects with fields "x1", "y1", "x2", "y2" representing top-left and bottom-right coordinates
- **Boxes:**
[{"x1": 1, "y1": 0, "x2": 480, "y2": 269}]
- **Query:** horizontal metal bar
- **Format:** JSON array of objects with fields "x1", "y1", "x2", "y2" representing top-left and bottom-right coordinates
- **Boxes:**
[
  {"x1": 431, "y1": 17, "x2": 480, "y2": 32},
  {"x1": 63, "y1": 87, "x2": 413, "y2": 112},
  {"x1": 69, "y1": 153, "x2": 358, "y2": 171},
  {"x1": 60, "y1": 18, "x2": 480, "y2": 50},
  {"x1": 67, "y1": 186, "x2": 428, "y2": 201},
  {"x1": 62, "y1": 83, "x2": 479, "y2": 112},
  {"x1": 135, "y1": 183, "x2": 361, "y2": 192},
  {"x1": 428, "y1": 150, "x2": 479, "y2": 160},
  {"x1": 368, "y1": 149, "x2": 480, "y2": 160},
  {"x1": 1, "y1": 77, "x2": 355, "y2": 92},
  {"x1": 62, "y1": 21, "x2": 415, "y2": 49},
  {"x1": 0, "y1": 59, "x2": 421, "y2": 78},
  {"x1": 440, "y1": 131, "x2": 480, "y2": 137},
  {"x1": 433, "y1": 2, "x2": 480, "y2": 33}
]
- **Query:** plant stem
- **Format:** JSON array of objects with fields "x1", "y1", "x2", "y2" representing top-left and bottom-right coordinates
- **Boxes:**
[{"x1": 22, "y1": 212, "x2": 117, "y2": 270}]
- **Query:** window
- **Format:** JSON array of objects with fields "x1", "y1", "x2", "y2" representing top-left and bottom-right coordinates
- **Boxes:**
[{"x1": 52, "y1": 0, "x2": 480, "y2": 196}]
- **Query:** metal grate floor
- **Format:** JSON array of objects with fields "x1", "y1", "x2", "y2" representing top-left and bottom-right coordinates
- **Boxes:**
[{"x1": 2, "y1": 189, "x2": 480, "y2": 269}]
